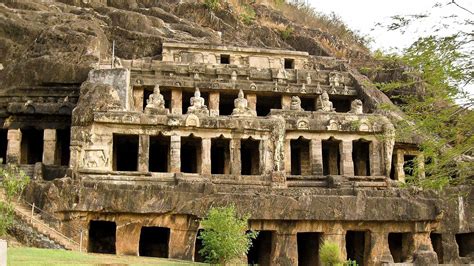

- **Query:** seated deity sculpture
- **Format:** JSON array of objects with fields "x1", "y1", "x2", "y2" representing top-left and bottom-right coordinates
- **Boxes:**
[
  {"x1": 348, "y1": 99, "x2": 363, "y2": 114},
  {"x1": 231, "y1": 89, "x2": 256, "y2": 117},
  {"x1": 290, "y1": 96, "x2": 303, "y2": 111},
  {"x1": 316, "y1": 91, "x2": 335, "y2": 112},
  {"x1": 144, "y1": 85, "x2": 168, "y2": 115},
  {"x1": 187, "y1": 87, "x2": 209, "y2": 115}
]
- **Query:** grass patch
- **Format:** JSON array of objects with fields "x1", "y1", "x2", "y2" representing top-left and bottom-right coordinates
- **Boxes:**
[{"x1": 8, "y1": 247, "x2": 201, "y2": 266}]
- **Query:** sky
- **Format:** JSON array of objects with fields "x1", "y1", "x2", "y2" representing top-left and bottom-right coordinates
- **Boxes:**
[{"x1": 306, "y1": 0, "x2": 474, "y2": 98}]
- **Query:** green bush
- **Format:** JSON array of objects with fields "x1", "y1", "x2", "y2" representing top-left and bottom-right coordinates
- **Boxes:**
[
  {"x1": 204, "y1": 0, "x2": 220, "y2": 11},
  {"x1": 240, "y1": 5, "x2": 256, "y2": 25},
  {"x1": 0, "y1": 164, "x2": 30, "y2": 236},
  {"x1": 319, "y1": 241, "x2": 344, "y2": 266},
  {"x1": 198, "y1": 205, "x2": 258, "y2": 264},
  {"x1": 280, "y1": 26, "x2": 294, "y2": 40}
]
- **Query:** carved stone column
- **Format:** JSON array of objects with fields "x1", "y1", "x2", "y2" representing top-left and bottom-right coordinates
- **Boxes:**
[
  {"x1": 284, "y1": 139, "x2": 291, "y2": 175},
  {"x1": 201, "y1": 138, "x2": 211, "y2": 176},
  {"x1": 281, "y1": 95, "x2": 291, "y2": 110},
  {"x1": 370, "y1": 141, "x2": 382, "y2": 176},
  {"x1": 208, "y1": 92, "x2": 220, "y2": 117},
  {"x1": 138, "y1": 135, "x2": 149, "y2": 172},
  {"x1": 310, "y1": 138, "x2": 323, "y2": 175},
  {"x1": 170, "y1": 135, "x2": 181, "y2": 173},
  {"x1": 341, "y1": 140, "x2": 354, "y2": 176},
  {"x1": 116, "y1": 222, "x2": 141, "y2": 256},
  {"x1": 394, "y1": 149, "x2": 405, "y2": 182},
  {"x1": 133, "y1": 87, "x2": 144, "y2": 111},
  {"x1": 272, "y1": 233, "x2": 297, "y2": 265},
  {"x1": 230, "y1": 138, "x2": 241, "y2": 175},
  {"x1": 171, "y1": 89, "x2": 182, "y2": 115},
  {"x1": 367, "y1": 232, "x2": 393, "y2": 265},
  {"x1": 246, "y1": 93, "x2": 257, "y2": 113},
  {"x1": 6, "y1": 129, "x2": 21, "y2": 164},
  {"x1": 169, "y1": 229, "x2": 197, "y2": 260},
  {"x1": 42, "y1": 129, "x2": 56, "y2": 165}
]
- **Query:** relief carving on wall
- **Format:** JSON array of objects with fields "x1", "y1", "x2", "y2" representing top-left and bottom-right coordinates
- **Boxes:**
[{"x1": 82, "y1": 149, "x2": 108, "y2": 169}]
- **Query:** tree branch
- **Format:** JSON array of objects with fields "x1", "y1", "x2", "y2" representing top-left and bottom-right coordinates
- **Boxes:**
[{"x1": 449, "y1": 0, "x2": 474, "y2": 15}]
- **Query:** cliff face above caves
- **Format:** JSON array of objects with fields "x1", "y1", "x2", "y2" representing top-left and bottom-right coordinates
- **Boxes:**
[{"x1": 0, "y1": 0, "x2": 371, "y2": 90}]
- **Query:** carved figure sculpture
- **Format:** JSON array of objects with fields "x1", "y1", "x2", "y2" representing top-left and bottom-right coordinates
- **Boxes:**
[
  {"x1": 187, "y1": 88, "x2": 209, "y2": 115},
  {"x1": 329, "y1": 72, "x2": 343, "y2": 87},
  {"x1": 290, "y1": 96, "x2": 303, "y2": 111},
  {"x1": 231, "y1": 89, "x2": 256, "y2": 117},
  {"x1": 144, "y1": 85, "x2": 168, "y2": 115},
  {"x1": 316, "y1": 91, "x2": 335, "y2": 112},
  {"x1": 349, "y1": 99, "x2": 363, "y2": 114}
]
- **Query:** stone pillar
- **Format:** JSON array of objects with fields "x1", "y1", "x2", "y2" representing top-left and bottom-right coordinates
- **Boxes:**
[
  {"x1": 6, "y1": 129, "x2": 21, "y2": 164},
  {"x1": 394, "y1": 149, "x2": 405, "y2": 182},
  {"x1": 370, "y1": 141, "x2": 382, "y2": 176},
  {"x1": 138, "y1": 135, "x2": 149, "y2": 172},
  {"x1": 412, "y1": 231, "x2": 438, "y2": 265},
  {"x1": 170, "y1": 135, "x2": 181, "y2": 173},
  {"x1": 367, "y1": 232, "x2": 393, "y2": 265},
  {"x1": 284, "y1": 139, "x2": 291, "y2": 175},
  {"x1": 201, "y1": 138, "x2": 211, "y2": 175},
  {"x1": 171, "y1": 89, "x2": 182, "y2": 115},
  {"x1": 341, "y1": 140, "x2": 354, "y2": 176},
  {"x1": 272, "y1": 233, "x2": 297, "y2": 265},
  {"x1": 0, "y1": 239, "x2": 6, "y2": 266},
  {"x1": 310, "y1": 138, "x2": 323, "y2": 175},
  {"x1": 169, "y1": 229, "x2": 196, "y2": 260},
  {"x1": 281, "y1": 95, "x2": 291, "y2": 110},
  {"x1": 417, "y1": 153, "x2": 425, "y2": 179},
  {"x1": 230, "y1": 138, "x2": 241, "y2": 175},
  {"x1": 246, "y1": 93, "x2": 257, "y2": 113},
  {"x1": 133, "y1": 87, "x2": 144, "y2": 111},
  {"x1": 116, "y1": 222, "x2": 141, "y2": 256},
  {"x1": 208, "y1": 92, "x2": 220, "y2": 117},
  {"x1": 42, "y1": 129, "x2": 56, "y2": 165}
]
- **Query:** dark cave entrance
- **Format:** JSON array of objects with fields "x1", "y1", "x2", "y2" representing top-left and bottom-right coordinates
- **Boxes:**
[
  {"x1": 56, "y1": 128, "x2": 70, "y2": 166},
  {"x1": 456, "y1": 232, "x2": 474, "y2": 257},
  {"x1": 181, "y1": 135, "x2": 202, "y2": 173},
  {"x1": 248, "y1": 231, "x2": 274, "y2": 266},
  {"x1": 431, "y1": 232, "x2": 443, "y2": 263},
  {"x1": 297, "y1": 232, "x2": 321, "y2": 266},
  {"x1": 352, "y1": 139, "x2": 371, "y2": 176},
  {"x1": 346, "y1": 230, "x2": 369, "y2": 266},
  {"x1": 139, "y1": 226, "x2": 170, "y2": 258},
  {"x1": 322, "y1": 138, "x2": 341, "y2": 175},
  {"x1": 256, "y1": 95, "x2": 281, "y2": 116},
  {"x1": 20, "y1": 128, "x2": 43, "y2": 164},
  {"x1": 388, "y1": 232, "x2": 413, "y2": 263},
  {"x1": 88, "y1": 220, "x2": 116, "y2": 254},
  {"x1": 194, "y1": 229, "x2": 205, "y2": 262},
  {"x1": 0, "y1": 129, "x2": 7, "y2": 164}
]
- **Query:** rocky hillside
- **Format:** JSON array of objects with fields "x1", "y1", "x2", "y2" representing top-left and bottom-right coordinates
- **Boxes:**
[{"x1": 0, "y1": 0, "x2": 371, "y2": 90}]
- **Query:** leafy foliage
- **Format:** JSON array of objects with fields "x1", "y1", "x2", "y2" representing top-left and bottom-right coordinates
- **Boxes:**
[
  {"x1": 319, "y1": 241, "x2": 343, "y2": 266},
  {"x1": 280, "y1": 26, "x2": 294, "y2": 40},
  {"x1": 373, "y1": 1, "x2": 474, "y2": 189},
  {"x1": 0, "y1": 164, "x2": 30, "y2": 236},
  {"x1": 198, "y1": 205, "x2": 258, "y2": 264},
  {"x1": 240, "y1": 5, "x2": 256, "y2": 25},
  {"x1": 204, "y1": 0, "x2": 221, "y2": 11}
]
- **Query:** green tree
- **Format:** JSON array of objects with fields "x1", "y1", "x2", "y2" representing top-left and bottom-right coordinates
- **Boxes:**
[
  {"x1": 0, "y1": 164, "x2": 30, "y2": 236},
  {"x1": 372, "y1": 0, "x2": 474, "y2": 189},
  {"x1": 198, "y1": 205, "x2": 258, "y2": 264}
]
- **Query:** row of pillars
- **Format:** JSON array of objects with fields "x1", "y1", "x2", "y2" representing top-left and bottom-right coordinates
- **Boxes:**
[
  {"x1": 6, "y1": 128, "x2": 60, "y2": 165},
  {"x1": 111, "y1": 220, "x2": 434, "y2": 265},
  {"x1": 136, "y1": 135, "x2": 269, "y2": 175},
  {"x1": 284, "y1": 138, "x2": 381, "y2": 176}
]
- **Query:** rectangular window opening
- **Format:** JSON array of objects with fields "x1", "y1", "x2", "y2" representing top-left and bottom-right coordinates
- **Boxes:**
[
  {"x1": 388, "y1": 232, "x2": 413, "y2": 263},
  {"x1": 149, "y1": 135, "x2": 170, "y2": 172},
  {"x1": 241, "y1": 138, "x2": 260, "y2": 175},
  {"x1": 284, "y1": 58, "x2": 294, "y2": 69},
  {"x1": 456, "y1": 232, "x2": 474, "y2": 258},
  {"x1": 290, "y1": 138, "x2": 310, "y2": 175},
  {"x1": 322, "y1": 138, "x2": 341, "y2": 175},
  {"x1": 220, "y1": 54, "x2": 230, "y2": 64},
  {"x1": 56, "y1": 128, "x2": 70, "y2": 166},
  {"x1": 113, "y1": 134, "x2": 139, "y2": 171},
  {"x1": 0, "y1": 129, "x2": 7, "y2": 164},
  {"x1": 211, "y1": 138, "x2": 230, "y2": 174},
  {"x1": 21, "y1": 128, "x2": 44, "y2": 164},
  {"x1": 219, "y1": 93, "x2": 236, "y2": 116},
  {"x1": 352, "y1": 140, "x2": 371, "y2": 176},
  {"x1": 346, "y1": 231, "x2": 369, "y2": 266},
  {"x1": 431, "y1": 233, "x2": 443, "y2": 263},
  {"x1": 256, "y1": 95, "x2": 282, "y2": 117},
  {"x1": 181, "y1": 136, "x2": 202, "y2": 173}
]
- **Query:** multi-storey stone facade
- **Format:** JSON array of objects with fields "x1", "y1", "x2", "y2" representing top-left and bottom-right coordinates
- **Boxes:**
[{"x1": 1, "y1": 43, "x2": 472, "y2": 265}]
